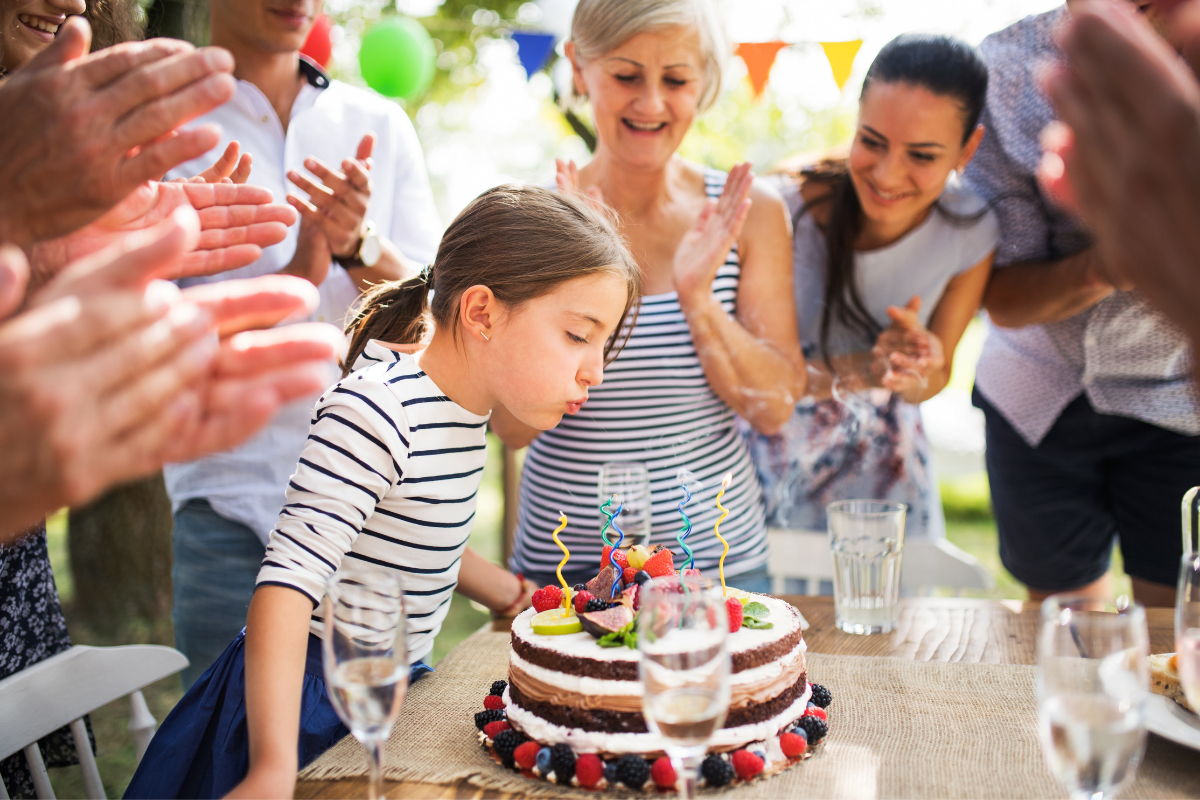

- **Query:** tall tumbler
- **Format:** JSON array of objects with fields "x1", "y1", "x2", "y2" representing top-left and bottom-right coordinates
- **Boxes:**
[
  {"x1": 827, "y1": 500, "x2": 906, "y2": 635},
  {"x1": 599, "y1": 461, "x2": 652, "y2": 549}
]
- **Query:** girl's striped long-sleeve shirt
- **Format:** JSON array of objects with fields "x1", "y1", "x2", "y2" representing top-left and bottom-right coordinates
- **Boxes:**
[{"x1": 257, "y1": 340, "x2": 490, "y2": 665}]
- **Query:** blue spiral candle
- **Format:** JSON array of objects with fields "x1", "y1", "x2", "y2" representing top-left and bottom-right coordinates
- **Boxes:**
[{"x1": 676, "y1": 484, "x2": 695, "y2": 571}]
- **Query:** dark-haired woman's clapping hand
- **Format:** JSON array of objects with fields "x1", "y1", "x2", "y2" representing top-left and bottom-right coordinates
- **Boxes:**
[{"x1": 873, "y1": 296, "x2": 944, "y2": 404}]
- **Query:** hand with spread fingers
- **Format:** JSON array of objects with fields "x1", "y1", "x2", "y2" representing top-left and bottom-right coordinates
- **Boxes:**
[
  {"x1": 29, "y1": 179, "x2": 298, "y2": 292},
  {"x1": 1040, "y1": 0, "x2": 1200, "y2": 351},
  {"x1": 190, "y1": 140, "x2": 254, "y2": 185},
  {"x1": 871, "y1": 296, "x2": 944, "y2": 404},
  {"x1": 287, "y1": 132, "x2": 375, "y2": 262},
  {"x1": 0, "y1": 17, "x2": 237, "y2": 247},
  {"x1": 0, "y1": 207, "x2": 340, "y2": 539},
  {"x1": 672, "y1": 161, "x2": 754, "y2": 306}
]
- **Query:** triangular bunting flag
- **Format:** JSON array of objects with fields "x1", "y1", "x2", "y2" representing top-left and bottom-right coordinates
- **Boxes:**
[
  {"x1": 512, "y1": 31, "x2": 557, "y2": 79},
  {"x1": 735, "y1": 41, "x2": 789, "y2": 100},
  {"x1": 820, "y1": 39, "x2": 863, "y2": 92}
]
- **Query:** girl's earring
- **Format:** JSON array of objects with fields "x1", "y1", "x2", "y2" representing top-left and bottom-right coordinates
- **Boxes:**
[{"x1": 481, "y1": 332, "x2": 490, "y2": 342}]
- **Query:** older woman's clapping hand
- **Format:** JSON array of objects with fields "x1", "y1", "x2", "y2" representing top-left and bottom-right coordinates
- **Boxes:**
[{"x1": 672, "y1": 162, "x2": 753, "y2": 305}]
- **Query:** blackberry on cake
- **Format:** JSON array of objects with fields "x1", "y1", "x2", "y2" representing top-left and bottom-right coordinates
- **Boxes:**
[
  {"x1": 550, "y1": 743, "x2": 575, "y2": 785},
  {"x1": 474, "y1": 708, "x2": 504, "y2": 730},
  {"x1": 615, "y1": 755, "x2": 650, "y2": 790},
  {"x1": 701, "y1": 753, "x2": 734, "y2": 787},
  {"x1": 797, "y1": 714, "x2": 828, "y2": 743},
  {"x1": 492, "y1": 728, "x2": 526, "y2": 767},
  {"x1": 810, "y1": 682, "x2": 832, "y2": 708},
  {"x1": 489, "y1": 680, "x2": 508, "y2": 697}
]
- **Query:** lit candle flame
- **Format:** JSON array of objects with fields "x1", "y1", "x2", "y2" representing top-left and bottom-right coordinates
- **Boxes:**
[{"x1": 714, "y1": 472, "x2": 733, "y2": 596}]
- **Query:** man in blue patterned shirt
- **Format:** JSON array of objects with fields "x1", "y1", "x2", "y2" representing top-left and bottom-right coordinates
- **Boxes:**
[{"x1": 965, "y1": 0, "x2": 1197, "y2": 607}]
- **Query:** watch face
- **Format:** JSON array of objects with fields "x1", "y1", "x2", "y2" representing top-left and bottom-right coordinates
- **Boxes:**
[{"x1": 361, "y1": 234, "x2": 383, "y2": 267}]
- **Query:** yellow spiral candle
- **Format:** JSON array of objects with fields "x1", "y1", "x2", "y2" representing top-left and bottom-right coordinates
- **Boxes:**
[
  {"x1": 714, "y1": 473, "x2": 733, "y2": 596},
  {"x1": 552, "y1": 512, "x2": 572, "y2": 613}
]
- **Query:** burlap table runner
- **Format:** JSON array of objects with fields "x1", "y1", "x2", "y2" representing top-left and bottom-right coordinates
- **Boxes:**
[{"x1": 301, "y1": 628, "x2": 1200, "y2": 799}]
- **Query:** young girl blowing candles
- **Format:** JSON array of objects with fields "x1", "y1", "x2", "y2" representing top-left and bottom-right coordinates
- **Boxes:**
[{"x1": 125, "y1": 185, "x2": 641, "y2": 800}]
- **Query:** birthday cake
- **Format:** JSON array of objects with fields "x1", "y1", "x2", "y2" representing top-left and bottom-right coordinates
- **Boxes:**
[{"x1": 474, "y1": 544, "x2": 831, "y2": 792}]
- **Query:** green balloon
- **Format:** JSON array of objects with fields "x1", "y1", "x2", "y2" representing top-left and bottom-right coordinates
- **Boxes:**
[{"x1": 358, "y1": 16, "x2": 435, "y2": 100}]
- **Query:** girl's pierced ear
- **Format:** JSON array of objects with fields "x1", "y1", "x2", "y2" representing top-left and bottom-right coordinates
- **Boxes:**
[{"x1": 480, "y1": 332, "x2": 490, "y2": 341}]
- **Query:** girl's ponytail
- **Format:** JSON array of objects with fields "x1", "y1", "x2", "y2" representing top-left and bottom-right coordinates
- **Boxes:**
[{"x1": 342, "y1": 268, "x2": 432, "y2": 376}]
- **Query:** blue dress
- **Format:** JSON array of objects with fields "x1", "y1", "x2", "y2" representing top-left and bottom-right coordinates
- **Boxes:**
[{"x1": 123, "y1": 630, "x2": 430, "y2": 799}]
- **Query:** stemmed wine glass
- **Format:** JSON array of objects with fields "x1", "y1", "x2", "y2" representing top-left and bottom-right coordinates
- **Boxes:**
[
  {"x1": 324, "y1": 568, "x2": 409, "y2": 800},
  {"x1": 1177, "y1": 554, "x2": 1200, "y2": 711},
  {"x1": 638, "y1": 575, "x2": 732, "y2": 800},
  {"x1": 1037, "y1": 595, "x2": 1150, "y2": 800}
]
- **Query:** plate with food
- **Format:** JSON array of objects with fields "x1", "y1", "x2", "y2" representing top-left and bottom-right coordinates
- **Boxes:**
[{"x1": 1147, "y1": 653, "x2": 1200, "y2": 750}]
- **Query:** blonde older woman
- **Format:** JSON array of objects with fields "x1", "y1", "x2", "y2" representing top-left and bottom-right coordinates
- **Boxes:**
[{"x1": 493, "y1": 0, "x2": 804, "y2": 592}]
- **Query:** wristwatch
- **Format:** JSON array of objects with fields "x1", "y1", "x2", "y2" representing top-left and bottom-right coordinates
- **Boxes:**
[{"x1": 335, "y1": 221, "x2": 382, "y2": 269}]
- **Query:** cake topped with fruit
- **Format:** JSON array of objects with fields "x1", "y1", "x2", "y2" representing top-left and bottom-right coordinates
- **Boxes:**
[{"x1": 473, "y1": 543, "x2": 832, "y2": 792}]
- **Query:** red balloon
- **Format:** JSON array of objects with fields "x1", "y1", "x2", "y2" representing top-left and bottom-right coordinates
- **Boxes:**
[{"x1": 301, "y1": 14, "x2": 333, "y2": 68}]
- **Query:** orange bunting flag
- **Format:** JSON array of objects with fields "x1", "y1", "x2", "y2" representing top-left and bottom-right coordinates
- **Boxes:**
[
  {"x1": 820, "y1": 39, "x2": 863, "y2": 92},
  {"x1": 735, "y1": 41, "x2": 789, "y2": 100}
]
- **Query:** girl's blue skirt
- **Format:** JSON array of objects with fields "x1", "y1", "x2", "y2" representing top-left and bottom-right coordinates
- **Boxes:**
[{"x1": 123, "y1": 630, "x2": 432, "y2": 799}]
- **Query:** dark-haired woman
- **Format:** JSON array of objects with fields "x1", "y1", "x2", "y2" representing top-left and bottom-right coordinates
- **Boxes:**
[{"x1": 748, "y1": 33, "x2": 998, "y2": 539}]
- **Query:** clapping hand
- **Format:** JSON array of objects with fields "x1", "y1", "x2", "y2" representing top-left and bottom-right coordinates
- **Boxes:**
[
  {"x1": 872, "y1": 296, "x2": 943, "y2": 403},
  {"x1": 673, "y1": 162, "x2": 753, "y2": 306},
  {"x1": 555, "y1": 158, "x2": 607, "y2": 210},
  {"x1": 287, "y1": 133, "x2": 375, "y2": 259},
  {"x1": 31, "y1": 180, "x2": 298, "y2": 289},
  {"x1": 188, "y1": 141, "x2": 253, "y2": 185}
]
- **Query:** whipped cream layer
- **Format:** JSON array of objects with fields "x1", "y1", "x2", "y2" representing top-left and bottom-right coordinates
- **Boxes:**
[{"x1": 503, "y1": 682, "x2": 813, "y2": 756}]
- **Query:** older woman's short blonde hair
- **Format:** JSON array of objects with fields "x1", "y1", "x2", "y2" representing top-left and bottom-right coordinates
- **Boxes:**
[{"x1": 569, "y1": 0, "x2": 729, "y2": 113}]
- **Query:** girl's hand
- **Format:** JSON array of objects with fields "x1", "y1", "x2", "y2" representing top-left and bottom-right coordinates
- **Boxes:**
[
  {"x1": 673, "y1": 162, "x2": 753, "y2": 307},
  {"x1": 554, "y1": 158, "x2": 606, "y2": 211},
  {"x1": 872, "y1": 296, "x2": 945, "y2": 403},
  {"x1": 496, "y1": 576, "x2": 538, "y2": 617}
]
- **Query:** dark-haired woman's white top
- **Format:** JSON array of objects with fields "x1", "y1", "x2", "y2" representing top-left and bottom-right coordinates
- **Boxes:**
[{"x1": 746, "y1": 176, "x2": 998, "y2": 538}]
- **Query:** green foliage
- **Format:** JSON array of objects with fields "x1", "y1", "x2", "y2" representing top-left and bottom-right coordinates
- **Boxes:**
[
  {"x1": 742, "y1": 600, "x2": 773, "y2": 629},
  {"x1": 597, "y1": 620, "x2": 637, "y2": 649}
]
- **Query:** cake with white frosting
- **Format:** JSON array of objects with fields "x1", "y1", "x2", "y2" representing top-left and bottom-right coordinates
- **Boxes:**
[
  {"x1": 506, "y1": 593, "x2": 809, "y2": 754},
  {"x1": 474, "y1": 546, "x2": 830, "y2": 791}
]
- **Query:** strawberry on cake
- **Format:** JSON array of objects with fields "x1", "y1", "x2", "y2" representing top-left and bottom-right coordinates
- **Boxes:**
[{"x1": 474, "y1": 544, "x2": 832, "y2": 791}]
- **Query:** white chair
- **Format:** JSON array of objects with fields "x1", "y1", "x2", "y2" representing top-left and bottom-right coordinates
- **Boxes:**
[
  {"x1": 766, "y1": 527, "x2": 995, "y2": 597},
  {"x1": 0, "y1": 644, "x2": 188, "y2": 799}
]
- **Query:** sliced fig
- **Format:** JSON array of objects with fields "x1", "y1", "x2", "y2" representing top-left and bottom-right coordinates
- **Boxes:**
[
  {"x1": 579, "y1": 603, "x2": 634, "y2": 639},
  {"x1": 585, "y1": 564, "x2": 619, "y2": 599}
]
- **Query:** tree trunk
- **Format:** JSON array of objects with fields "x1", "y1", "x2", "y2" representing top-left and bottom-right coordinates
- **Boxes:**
[{"x1": 67, "y1": 473, "x2": 174, "y2": 635}]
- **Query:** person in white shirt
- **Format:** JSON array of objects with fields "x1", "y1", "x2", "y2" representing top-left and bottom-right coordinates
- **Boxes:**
[{"x1": 162, "y1": 0, "x2": 441, "y2": 687}]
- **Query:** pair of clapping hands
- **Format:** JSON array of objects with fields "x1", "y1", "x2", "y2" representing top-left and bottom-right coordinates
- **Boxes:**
[
  {"x1": 871, "y1": 297, "x2": 942, "y2": 404},
  {"x1": 0, "y1": 19, "x2": 369, "y2": 535}
]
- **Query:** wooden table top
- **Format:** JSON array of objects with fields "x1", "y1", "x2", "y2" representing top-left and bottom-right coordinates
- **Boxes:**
[{"x1": 294, "y1": 595, "x2": 1177, "y2": 800}]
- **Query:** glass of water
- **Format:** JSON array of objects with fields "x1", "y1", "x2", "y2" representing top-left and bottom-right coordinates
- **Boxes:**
[
  {"x1": 1177, "y1": 554, "x2": 1200, "y2": 711},
  {"x1": 638, "y1": 575, "x2": 731, "y2": 800},
  {"x1": 600, "y1": 461, "x2": 652, "y2": 548},
  {"x1": 324, "y1": 569, "x2": 409, "y2": 800},
  {"x1": 826, "y1": 500, "x2": 906, "y2": 635},
  {"x1": 1037, "y1": 595, "x2": 1150, "y2": 800}
]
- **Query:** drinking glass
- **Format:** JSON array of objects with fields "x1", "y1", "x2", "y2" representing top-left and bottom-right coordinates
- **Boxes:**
[
  {"x1": 826, "y1": 500, "x2": 906, "y2": 634},
  {"x1": 599, "y1": 461, "x2": 652, "y2": 548},
  {"x1": 1177, "y1": 554, "x2": 1200, "y2": 711},
  {"x1": 638, "y1": 575, "x2": 731, "y2": 800},
  {"x1": 1037, "y1": 595, "x2": 1150, "y2": 800},
  {"x1": 324, "y1": 569, "x2": 409, "y2": 800}
]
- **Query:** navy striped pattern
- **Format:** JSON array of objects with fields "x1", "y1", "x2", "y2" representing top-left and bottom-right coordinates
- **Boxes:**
[
  {"x1": 510, "y1": 170, "x2": 769, "y2": 579},
  {"x1": 258, "y1": 341, "x2": 489, "y2": 665}
]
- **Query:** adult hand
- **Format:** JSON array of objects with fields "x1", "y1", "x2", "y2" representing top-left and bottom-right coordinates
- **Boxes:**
[
  {"x1": 672, "y1": 162, "x2": 753, "y2": 306},
  {"x1": 555, "y1": 158, "x2": 607, "y2": 210},
  {"x1": 189, "y1": 141, "x2": 253, "y2": 185},
  {"x1": 30, "y1": 181, "x2": 297, "y2": 291},
  {"x1": 0, "y1": 17, "x2": 236, "y2": 247},
  {"x1": 0, "y1": 209, "x2": 340, "y2": 536},
  {"x1": 1041, "y1": 0, "x2": 1200, "y2": 339},
  {"x1": 872, "y1": 296, "x2": 944, "y2": 403},
  {"x1": 287, "y1": 133, "x2": 376, "y2": 259}
]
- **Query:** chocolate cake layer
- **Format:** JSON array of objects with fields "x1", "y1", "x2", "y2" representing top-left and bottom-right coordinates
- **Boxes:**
[
  {"x1": 508, "y1": 673, "x2": 809, "y2": 735},
  {"x1": 510, "y1": 623, "x2": 803, "y2": 682}
]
